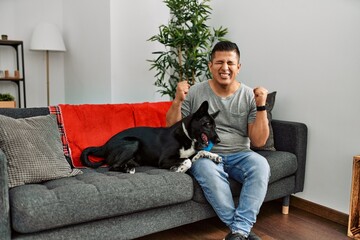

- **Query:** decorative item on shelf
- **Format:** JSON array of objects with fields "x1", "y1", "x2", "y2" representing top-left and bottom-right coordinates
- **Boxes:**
[
  {"x1": 30, "y1": 23, "x2": 66, "y2": 106},
  {"x1": 1, "y1": 34, "x2": 8, "y2": 40},
  {"x1": 3, "y1": 70, "x2": 20, "y2": 79},
  {"x1": 14, "y1": 70, "x2": 20, "y2": 78},
  {"x1": 0, "y1": 93, "x2": 16, "y2": 108}
]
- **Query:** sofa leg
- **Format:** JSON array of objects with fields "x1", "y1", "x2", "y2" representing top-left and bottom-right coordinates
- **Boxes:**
[{"x1": 282, "y1": 195, "x2": 290, "y2": 214}]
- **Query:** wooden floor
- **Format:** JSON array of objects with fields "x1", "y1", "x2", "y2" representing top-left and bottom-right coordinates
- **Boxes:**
[{"x1": 136, "y1": 201, "x2": 351, "y2": 240}]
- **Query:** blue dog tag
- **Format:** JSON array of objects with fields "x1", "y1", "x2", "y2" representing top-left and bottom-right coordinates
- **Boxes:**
[{"x1": 203, "y1": 141, "x2": 214, "y2": 151}]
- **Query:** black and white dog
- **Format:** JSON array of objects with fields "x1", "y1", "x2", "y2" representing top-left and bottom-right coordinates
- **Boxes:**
[{"x1": 80, "y1": 101, "x2": 221, "y2": 173}]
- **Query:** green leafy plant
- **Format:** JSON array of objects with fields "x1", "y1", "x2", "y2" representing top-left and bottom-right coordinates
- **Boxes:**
[
  {"x1": 0, "y1": 93, "x2": 15, "y2": 101},
  {"x1": 148, "y1": 0, "x2": 228, "y2": 99}
]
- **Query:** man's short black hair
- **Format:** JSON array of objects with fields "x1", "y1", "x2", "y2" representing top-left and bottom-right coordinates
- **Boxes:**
[{"x1": 210, "y1": 41, "x2": 240, "y2": 63}]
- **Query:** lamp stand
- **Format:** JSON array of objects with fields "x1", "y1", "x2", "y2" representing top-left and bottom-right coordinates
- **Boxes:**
[{"x1": 45, "y1": 50, "x2": 50, "y2": 106}]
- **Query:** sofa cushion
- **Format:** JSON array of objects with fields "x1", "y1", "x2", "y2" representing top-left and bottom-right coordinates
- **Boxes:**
[
  {"x1": 257, "y1": 150, "x2": 298, "y2": 183},
  {"x1": 191, "y1": 150, "x2": 297, "y2": 203},
  {"x1": 10, "y1": 167, "x2": 193, "y2": 234},
  {"x1": 0, "y1": 114, "x2": 82, "y2": 188}
]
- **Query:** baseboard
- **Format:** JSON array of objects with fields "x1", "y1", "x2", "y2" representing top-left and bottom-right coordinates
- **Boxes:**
[{"x1": 290, "y1": 196, "x2": 348, "y2": 226}]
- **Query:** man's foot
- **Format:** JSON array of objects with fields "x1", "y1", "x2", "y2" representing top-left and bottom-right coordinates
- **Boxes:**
[
  {"x1": 248, "y1": 231, "x2": 261, "y2": 240},
  {"x1": 223, "y1": 231, "x2": 261, "y2": 240},
  {"x1": 223, "y1": 232, "x2": 247, "y2": 240}
]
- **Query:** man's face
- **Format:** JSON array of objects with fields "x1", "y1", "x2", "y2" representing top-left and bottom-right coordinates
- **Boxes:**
[{"x1": 208, "y1": 51, "x2": 241, "y2": 87}]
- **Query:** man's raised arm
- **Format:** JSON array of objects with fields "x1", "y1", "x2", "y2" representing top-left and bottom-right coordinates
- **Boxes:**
[{"x1": 166, "y1": 81, "x2": 190, "y2": 126}]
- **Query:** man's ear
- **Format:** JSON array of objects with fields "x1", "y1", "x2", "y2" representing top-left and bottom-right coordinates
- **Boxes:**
[{"x1": 237, "y1": 63, "x2": 241, "y2": 74}]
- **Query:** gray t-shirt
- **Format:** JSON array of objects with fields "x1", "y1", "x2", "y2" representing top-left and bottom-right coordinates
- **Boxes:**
[{"x1": 182, "y1": 80, "x2": 256, "y2": 154}]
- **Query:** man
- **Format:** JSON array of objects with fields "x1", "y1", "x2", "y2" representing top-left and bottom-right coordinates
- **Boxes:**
[{"x1": 166, "y1": 41, "x2": 270, "y2": 240}]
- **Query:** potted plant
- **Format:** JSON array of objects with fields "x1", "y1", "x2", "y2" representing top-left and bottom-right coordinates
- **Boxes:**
[
  {"x1": 148, "y1": 0, "x2": 228, "y2": 99},
  {"x1": 0, "y1": 93, "x2": 16, "y2": 108}
]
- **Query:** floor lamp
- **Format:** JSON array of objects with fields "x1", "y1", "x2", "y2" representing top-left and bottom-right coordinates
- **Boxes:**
[{"x1": 30, "y1": 23, "x2": 66, "y2": 106}]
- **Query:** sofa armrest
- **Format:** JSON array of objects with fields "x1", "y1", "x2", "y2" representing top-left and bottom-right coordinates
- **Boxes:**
[
  {"x1": 0, "y1": 149, "x2": 11, "y2": 240},
  {"x1": 271, "y1": 119, "x2": 308, "y2": 193}
]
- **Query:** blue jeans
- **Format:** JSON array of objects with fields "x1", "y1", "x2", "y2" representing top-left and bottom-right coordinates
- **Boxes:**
[{"x1": 189, "y1": 151, "x2": 270, "y2": 237}]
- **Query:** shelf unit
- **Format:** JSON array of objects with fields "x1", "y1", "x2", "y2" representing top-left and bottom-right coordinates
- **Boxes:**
[
  {"x1": 348, "y1": 155, "x2": 360, "y2": 238},
  {"x1": 0, "y1": 40, "x2": 26, "y2": 107}
]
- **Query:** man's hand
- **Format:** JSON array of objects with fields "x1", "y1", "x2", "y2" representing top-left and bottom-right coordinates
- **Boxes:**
[
  {"x1": 253, "y1": 87, "x2": 268, "y2": 106},
  {"x1": 166, "y1": 81, "x2": 190, "y2": 127},
  {"x1": 175, "y1": 81, "x2": 190, "y2": 103}
]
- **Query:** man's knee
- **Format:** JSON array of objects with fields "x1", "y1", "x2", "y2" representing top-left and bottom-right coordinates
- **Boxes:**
[
  {"x1": 190, "y1": 158, "x2": 230, "y2": 194},
  {"x1": 250, "y1": 154, "x2": 271, "y2": 181}
]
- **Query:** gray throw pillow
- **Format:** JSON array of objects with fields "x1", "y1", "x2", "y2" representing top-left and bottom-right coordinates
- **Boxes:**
[
  {"x1": 251, "y1": 91, "x2": 277, "y2": 151},
  {"x1": 0, "y1": 114, "x2": 82, "y2": 188}
]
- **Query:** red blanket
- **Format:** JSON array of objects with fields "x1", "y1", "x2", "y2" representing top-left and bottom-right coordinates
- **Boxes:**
[{"x1": 58, "y1": 101, "x2": 172, "y2": 168}]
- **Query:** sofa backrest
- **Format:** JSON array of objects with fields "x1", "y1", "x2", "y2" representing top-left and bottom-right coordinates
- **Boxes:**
[
  {"x1": 0, "y1": 101, "x2": 172, "y2": 168},
  {"x1": 0, "y1": 107, "x2": 49, "y2": 118},
  {"x1": 58, "y1": 101, "x2": 172, "y2": 167}
]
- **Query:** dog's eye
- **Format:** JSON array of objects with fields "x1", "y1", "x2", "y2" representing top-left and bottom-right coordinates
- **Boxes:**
[{"x1": 204, "y1": 122, "x2": 212, "y2": 127}]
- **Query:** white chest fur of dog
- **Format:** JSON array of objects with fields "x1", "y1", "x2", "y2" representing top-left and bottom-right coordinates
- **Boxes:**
[
  {"x1": 179, "y1": 141, "x2": 196, "y2": 159},
  {"x1": 173, "y1": 142, "x2": 222, "y2": 173},
  {"x1": 171, "y1": 121, "x2": 221, "y2": 173}
]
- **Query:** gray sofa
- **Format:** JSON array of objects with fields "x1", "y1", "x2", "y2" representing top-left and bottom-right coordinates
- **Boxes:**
[{"x1": 0, "y1": 106, "x2": 307, "y2": 240}]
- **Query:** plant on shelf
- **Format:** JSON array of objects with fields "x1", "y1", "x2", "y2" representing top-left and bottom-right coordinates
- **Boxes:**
[
  {"x1": 148, "y1": 0, "x2": 228, "y2": 99},
  {"x1": 0, "y1": 93, "x2": 16, "y2": 108},
  {"x1": 0, "y1": 93, "x2": 15, "y2": 101}
]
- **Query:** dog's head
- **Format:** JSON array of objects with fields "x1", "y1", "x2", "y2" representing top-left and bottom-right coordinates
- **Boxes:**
[{"x1": 188, "y1": 101, "x2": 220, "y2": 150}]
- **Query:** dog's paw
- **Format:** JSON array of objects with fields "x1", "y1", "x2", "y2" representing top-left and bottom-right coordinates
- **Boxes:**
[
  {"x1": 208, "y1": 152, "x2": 222, "y2": 163},
  {"x1": 170, "y1": 166, "x2": 178, "y2": 172},
  {"x1": 170, "y1": 159, "x2": 192, "y2": 173},
  {"x1": 191, "y1": 150, "x2": 205, "y2": 162},
  {"x1": 192, "y1": 150, "x2": 222, "y2": 164},
  {"x1": 127, "y1": 168, "x2": 136, "y2": 174},
  {"x1": 182, "y1": 159, "x2": 192, "y2": 169},
  {"x1": 213, "y1": 155, "x2": 222, "y2": 163}
]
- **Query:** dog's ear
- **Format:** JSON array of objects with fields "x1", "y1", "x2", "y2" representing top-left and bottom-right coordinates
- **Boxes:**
[
  {"x1": 194, "y1": 101, "x2": 209, "y2": 118},
  {"x1": 199, "y1": 101, "x2": 209, "y2": 111},
  {"x1": 211, "y1": 110, "x2": 220, "y2": 119}
]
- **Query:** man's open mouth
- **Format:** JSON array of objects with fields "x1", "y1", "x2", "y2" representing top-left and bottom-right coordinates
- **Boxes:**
[{"x1": 220, "y1": 72, "x2": 230, "y2": 79}]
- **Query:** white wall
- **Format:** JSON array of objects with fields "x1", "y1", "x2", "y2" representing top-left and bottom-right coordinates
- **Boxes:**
[
  {"x1": 210, "y1": 0, "x2": 360, "y2": 213},
  {"x1": 0, "y1": 0, "x2": 359, "y2": 214},
  {"x1": 63, "y1": 0, "x2": 111, "y2": 104},
  {"x1": 62, "y1": 0, "x2": 168, "y2": 104},
  {"x1": 109, "y1": 0, "x2": 168, "y2": 103}
]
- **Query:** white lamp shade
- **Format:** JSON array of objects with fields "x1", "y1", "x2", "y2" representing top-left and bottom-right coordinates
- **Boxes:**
[{"x1": 30, "y1": 23, "x2": 66, "y2": 52}]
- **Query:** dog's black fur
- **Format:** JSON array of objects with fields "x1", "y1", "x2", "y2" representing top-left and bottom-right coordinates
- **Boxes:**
[{"x1": 80, "y1": 101, "x2": 220, "y2": 172}]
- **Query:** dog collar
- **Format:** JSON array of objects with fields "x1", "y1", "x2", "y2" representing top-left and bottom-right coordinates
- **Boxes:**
[{"x1": 182, "y1": 122, "x2": 194, "y2": 141}]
